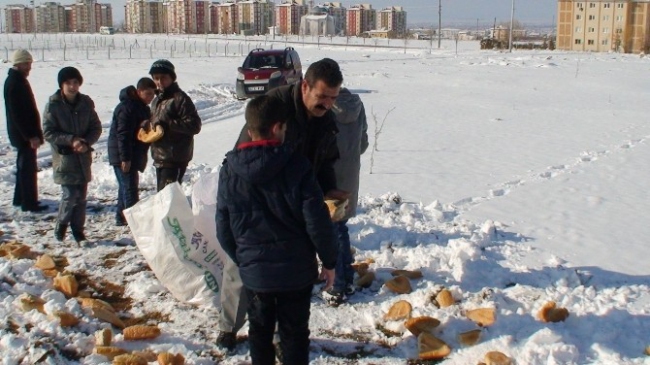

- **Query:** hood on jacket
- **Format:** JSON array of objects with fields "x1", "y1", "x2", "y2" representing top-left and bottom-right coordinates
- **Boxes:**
[
  {"x1": 119, "y1": 85, "x2": 139, "y2": 103},
  {"x1": 333, "y1": 88, "x2": 362, "y2": 125},
  {"x1": 226, "y1": 143, "x2": 294, "y2": 184}
]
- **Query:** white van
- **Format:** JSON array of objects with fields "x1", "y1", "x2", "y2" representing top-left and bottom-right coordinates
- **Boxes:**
[{"x1": 100, "y1": 26, "x2": 115, "y2": 35}]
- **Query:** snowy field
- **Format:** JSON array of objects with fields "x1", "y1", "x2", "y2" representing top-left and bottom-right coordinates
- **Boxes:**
[{"x1": 0, "y1": 33, "x2": 649, "y2": 364}]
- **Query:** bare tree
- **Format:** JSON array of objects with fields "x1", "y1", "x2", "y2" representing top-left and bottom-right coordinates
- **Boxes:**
[{"x1": 370, "y1": 107, "x2": 395, "y2": 174}]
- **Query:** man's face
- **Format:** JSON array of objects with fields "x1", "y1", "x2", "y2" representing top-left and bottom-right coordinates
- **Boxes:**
[
  {"x1": 301, "y1": 79, "x2": 340, "y2": 118},
  {"x1": 61, "y1": 79, "x2": 80, "y2": 98},
  {"x1": 138, "y1": 88, "x2": 156, "y2": 105},
  {"x1": 152, "y1": 73, "x2": 173, "y2": 91},
  {"x1": 16, "y1": 62, "x2": 32, "y2": 77}
]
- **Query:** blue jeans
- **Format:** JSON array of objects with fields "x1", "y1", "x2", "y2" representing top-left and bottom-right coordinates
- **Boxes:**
[
  {"x1": 333, "y1": 220, "x2": 354, "y2": 293},
  {"x1": 113, "y1": 166, "x2": 139, "y2": 222},
  {"x1": 58, "y1": 184, "x2": 87, "y2": 234}
]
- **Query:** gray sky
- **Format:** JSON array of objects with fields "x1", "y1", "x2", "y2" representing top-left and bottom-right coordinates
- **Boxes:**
[{"x1": 1, "y1": 0, "x2": 558, "y2": 26}]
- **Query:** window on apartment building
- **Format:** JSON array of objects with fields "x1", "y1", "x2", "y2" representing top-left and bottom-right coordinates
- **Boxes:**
[
  {"x1": 575, "y1": 39, "x2": 582, "y2": 44},
  {"x1": 589, "y1": 3, "x2": 596, "y2": 8},
  {"x1": 601, "y1": 39, "x2": 608, "y2": 45},
  {"x1": 589, "y1": 15, "x2": 595, "y2": 20},
  {"x1": 588, "y1": 39, "x2": 595, "y2": 45},
  {"x1": 604, "y1": 3, "x2": 611, "y2": 8},
  {"x1": 575, "y1": 26, "x2": 582, "y2": 33},
  {"x1": 603, "y1": 27, "x2": 609, "y2": 33},
  {"x1": 577, "y1": 14, "x2": 582, "y2": 20},
  {"x1": 616, "y1": 28, "x2": 622, "y2": 33},
  {"x1": 603, "y1": 15, "x2": 609, "y2": 21},
  {"x1": 616, "y1": 15, "x2": 623, "y2": 21},
  {"x1": 588, "y1": 27, "x2": 595, "y2": 32},
  {"x1": 617, "y1": 3, "x2": 624, "y2": 8}
]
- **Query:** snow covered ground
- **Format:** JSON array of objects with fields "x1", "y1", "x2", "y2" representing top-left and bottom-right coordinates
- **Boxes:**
[{"x1": 1, "y1": 33, "x2": 649, "y2": 364}]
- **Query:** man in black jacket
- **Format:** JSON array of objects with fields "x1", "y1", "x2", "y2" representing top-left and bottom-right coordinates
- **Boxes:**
[
  {"x1": 216, "y1": 58, "x2": 346, "y2": 351},
  {"x1": 217, "y1": 95, "x2": 337, "y2": 365},
  {"x1": 4, "y1": 49, "x2": 47, "y2": 212}
]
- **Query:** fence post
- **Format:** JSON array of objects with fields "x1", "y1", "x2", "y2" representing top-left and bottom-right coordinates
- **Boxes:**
[
  {"x1": 3, "y1": 47, "x2": 8, "y2": 62},
  {"x1": 150, "y1": 45, "x2": 153, "y2": 59},
  {"x1": 129, "y1": 45, "x2": 133, "y2": 59},
  {"x1": 108, "y1": 46, "x2": 110, "y2": 60},
  {"x1": 63, "y1": 44, "x2": 66, "y2": 61},
  {"x1": 86, "y1": 46, "x2": 89, "y2": 60},
  {"x1": 225, "y1": 42, "x2": 228, "y2": 56},
  {"x1": 41, "y1": 47, "x2": 45, "y2": 61}
]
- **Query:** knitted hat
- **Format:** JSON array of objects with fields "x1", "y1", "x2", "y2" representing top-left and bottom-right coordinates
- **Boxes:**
[
  {"x1": 149, "y1": 59, "x2": 176, "y2": 80},
  {"x1": 57, "y1": 66, "x2": 83, "y2": 88},
  {"x1": 11, "y1": 49, "x2": 33, "y2": 66}
]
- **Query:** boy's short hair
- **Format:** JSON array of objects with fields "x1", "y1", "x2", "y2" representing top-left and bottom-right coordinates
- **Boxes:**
[
  {"x1": 304, "y1": 58, "x2": 343, "y2": 89},
  {"x1": 245, "y1": 95, "x2": 288, "y2": 138},
  {"x1": 137, "y1": 77, "x2": 156, "y2": 90}
]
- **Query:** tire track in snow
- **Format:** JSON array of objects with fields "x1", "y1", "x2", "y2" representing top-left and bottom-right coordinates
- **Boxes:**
[
  {"x1": 186, "y1": 83, "x2": 246, "y2": 125},
  {"x1": 451, "y1": 134, "x2": 650, "y2": 213}
]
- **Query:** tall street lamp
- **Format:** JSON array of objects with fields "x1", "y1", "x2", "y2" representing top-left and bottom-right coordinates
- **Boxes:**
[{"x1": 509, "y1": 0, "x2": 515, "y2": 52}]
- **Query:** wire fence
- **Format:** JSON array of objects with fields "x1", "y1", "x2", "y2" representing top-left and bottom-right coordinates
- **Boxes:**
[{"x1": 0, "y1": 33, "x2": 473, "y2": 62}]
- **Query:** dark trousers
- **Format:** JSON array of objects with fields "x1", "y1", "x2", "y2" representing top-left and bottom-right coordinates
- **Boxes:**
[
  {"x1": 155, "y1": 166, "x2": 186, "y2": 192},
  {"x1": 333, "y1": 220, "x2": 354, "y2": 293},
  {"x1": 58, "y1": 184, "x2": 87, "y2": 234},
  {"x1": 245, "y1": 285, "x2": 312, "y2": 365},
  {"x1": 13, "y1": 145, "x2": 39, "y2": 209},
  {"x1": 113, "y1": 166, "x2": 139, "y2": 222}
]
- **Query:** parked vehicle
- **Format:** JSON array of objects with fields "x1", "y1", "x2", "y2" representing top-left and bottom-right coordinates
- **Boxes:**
[
  {"x1": 100, "y1": 26, "x2": 115, "y2": 35},
  {"x1": 235, "y1": 47, "x2": 302, "y2": 99}
]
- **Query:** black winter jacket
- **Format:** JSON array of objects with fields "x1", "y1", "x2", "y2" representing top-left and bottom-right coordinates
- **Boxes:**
[
  {"x1": 107, "y1": 86, "x2": 151, "y2": 172},
  {"x1": 149, "y1": 82, "x2": 201, "y2": 168},
  {"x1": 235, "y1": 83, "x2": 339, "y2": 193},
  {"x1": 4, "y1": 68, "x2": 43, "y2": 148},
  {"x1": 216, "y1": 141, "x2": 338, "y2": 293}
]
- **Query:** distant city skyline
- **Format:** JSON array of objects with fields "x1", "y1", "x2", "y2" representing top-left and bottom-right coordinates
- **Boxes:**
[{"x1": 0, "y1": 0, "x2": 558, "y2": 27}]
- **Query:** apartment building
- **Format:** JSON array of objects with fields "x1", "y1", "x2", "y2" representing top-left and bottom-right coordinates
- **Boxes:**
[
  {"x1": 376, "y1": 6, "x2": 406, "y2": 36},
  {"x1": 557, "y1": 0, "x2": 650, "y2": 53},
  {"x1": 346, "y1": 4, "x2": 375, "y2": 36},
  {"x1": 238, "y1": 0, "x2": 274, "y2": 35},
  {"x1": 34, "y1": 2, "x2": 65, "y2": 32},
  {"x1": 125, "y1": 0, "x2": 164, "y2": 33},
  {"x1": 275, "y1": 1, "x2": 308, "y2": 35},
  {"x1": 4, "y1": 5, "x2": 34, "y2": 33},
  {"x1": 209, "y1": 3, "x2": 220, "y2": 33},
  {"x1": 218, "y1": 1, "x2": 238, "y2": 34}
]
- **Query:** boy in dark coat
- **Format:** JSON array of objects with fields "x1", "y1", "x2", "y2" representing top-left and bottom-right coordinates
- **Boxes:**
[
  {"x1": 3, "y1": 49, "x2": 47, "y2": 212},
  {"x1": 107, "y1": 77, "x2": 156, "y2": 226},
  {"x1": 216, "y1": 95, "x2": 338, "y2": 365}
]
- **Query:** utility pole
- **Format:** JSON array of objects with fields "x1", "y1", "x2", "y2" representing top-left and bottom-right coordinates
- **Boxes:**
[
  {"x1": 509, "y1": 0, "x2": 515, "y2": 52},
  {"x1": 437, "y1": 0, "x2": 441, "y2": 49}
]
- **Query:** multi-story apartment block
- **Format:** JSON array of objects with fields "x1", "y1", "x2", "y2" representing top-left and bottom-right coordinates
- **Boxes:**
[
  {"x1": 167, "y1": 0, "x2": 191, "y2": 34},
  {"x1": 4, "y1": 4, "x2": 34, "y2": 33},
  {"x1": 95, "y1": 2, "x2": 112, "y2": 28},
  {"x1": 209, "y1": 2, "x2": 220, "y2": 33},
  {"x1": 194, "y1": 0, "x2": 210, "y2": 34},
  {"x1": 238, "y1": 0, "x2": 274, "y2": 35},
  {"x1": 346, "y1": 4, "x2": 375, "y2": 36},
  {"x1": 321, "y1": 2, "x2": 346, "y2": 35},
  {"x1": 126, "y1": 0, "x2": 164, "y2": 33},
  {"x1": 377, "y1": 6, "x2": 406, "y2": 36},
  {"x1": 34, "y1": 2, "x2": 65, "y2": 33},
  {"x1": 557, "y1": 0, "x2": 650, "y2": 53},
  {"x1": 218, "y1": 1, "x2": 238, "y2": 34},
  {"x1": 275, "y1": 1, "x2": 308, "y2": 35}
]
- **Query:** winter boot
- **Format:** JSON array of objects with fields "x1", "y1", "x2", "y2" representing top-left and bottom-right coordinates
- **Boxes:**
[
  {"x1": 216, "y1": 331, "x2": 236, "y2": 351},
  {"x1": 72, "y1": 230, "x2": 88, "y2": 246},
  {"x1": 322, "y1": 289, "x2": 346, "y2": 307},
  {"x1": 55, "y1": 223, "x2": 68, "y2": 242}
]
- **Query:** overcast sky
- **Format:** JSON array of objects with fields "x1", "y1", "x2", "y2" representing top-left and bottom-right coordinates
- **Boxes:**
[{"x1": 1, "y1": 0, "x2": 558, "y2": 26}]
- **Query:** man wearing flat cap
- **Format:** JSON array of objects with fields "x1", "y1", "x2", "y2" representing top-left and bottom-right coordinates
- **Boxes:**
[{"x1": 4, "y1": 49, "x2": 47, "y2": 212}]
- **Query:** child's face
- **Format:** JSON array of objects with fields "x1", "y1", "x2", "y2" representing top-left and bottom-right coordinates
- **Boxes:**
[
  {"x1": 152, "y1": 74, "x2": 173, "y2": 91},
  {"x1": 137, "y1": 88, "x2": 156, "y2": 105},
  {"x1": 61, "y1": 79, "x2": 80, "y2": 98}
]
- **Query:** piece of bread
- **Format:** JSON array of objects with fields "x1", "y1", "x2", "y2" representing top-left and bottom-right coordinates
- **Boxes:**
[
  {"x1": 484, "y1": 351, "x2": 513, "y2": 365},
  {"x1": 95, "y1": 328, "x2": 113, "y2": 346},
  {"x1": 537, "y1": 301, "x2": 569, "y2": 323},
  {"x1": 112, "y1": 354, "x2": 148, "y2": 365},
  {"x1": 132, "y1": 350, "x2": 157, "y2": 362},
  {"x1": 417, "y1": 332, "x2": 451, "y2": 360},
  {"x1": 91, "y1": 306, "x2": 126, "y2": 329},
  {"x1": 81, "y1": 298, "x2": 116, "y2": 313},
  {"x1": 435, "y1": 289, "x2": 455, "y2": 308},
  {"x1": 94, "y1": 346, "x2": 128, "y2": 360},
  {"x1": 34, "y1": 254, "x2": 57, "y2": 270},
  {"x1": 18, "y1": 293, "x2": 45, "y2": 314},
  {"x1": 53, "y1": 273, "x2": 78, "y2": 297},
  {"x1": 123, "y1": 325, "x2": 161, "y2": 341},
  {"x1": 384, "y1": 300, "x2": 412, "y2": 321},
  {"x1": 351, "y1": 262, "x2": 369, "y2": 276},
  {"x1": 466, "y1": 308, "x2": 496, "y2": 327},
  {"x1": 404, "y1": 316, "x2": 440, "y2": 336},
  {"x1": 158, "y1": 352, "x2": 185, "y2": 365},
  {"x1": 137, "y1": 124, "x2": 164, "y2": 144},
  {"x1": 644, "y1": 346, "x2": 650, "y2": 356},
  {"x1": 325, "y1": 198, "x2": 349, "y2": 222},
  {"x1": 457, "y1": 329, "x2": 482, "y2": 346},
  {"x1": 52, "y1": 310, "x2": 79, "y2": 327},
  {"x1": 9, "y1": 244, "x2": 31, "y2": 259},
  {"x1": 384, "y1": 275, "x2": 412, "y2": 294},
  {"x1": 355, "y1": 271, "x2": 375, "y2": 288},
  {"x1": 390, "y1": 269, "x2": 423, "y2": 279}
]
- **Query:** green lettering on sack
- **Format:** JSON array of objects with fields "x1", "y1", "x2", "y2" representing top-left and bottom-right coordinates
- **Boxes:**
[{"x1": 204, "y1": 271, "x2": 219, "y2": 293}]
